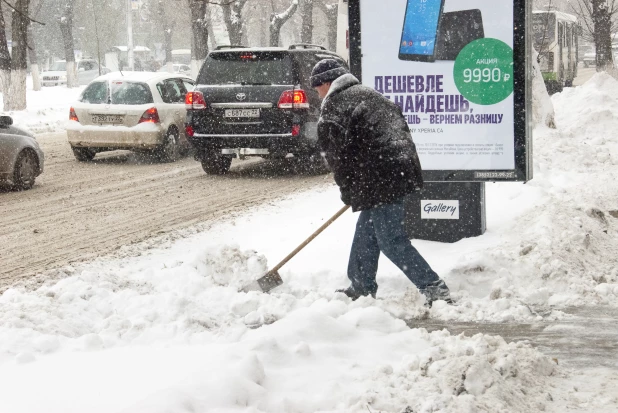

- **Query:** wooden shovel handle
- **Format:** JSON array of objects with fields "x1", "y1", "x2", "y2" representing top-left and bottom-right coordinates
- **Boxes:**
[{"x1": 269, "y1": 205, "x2": 351, "y2": 273}]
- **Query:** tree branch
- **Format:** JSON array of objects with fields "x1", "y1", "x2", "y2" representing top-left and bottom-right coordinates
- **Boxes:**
[{"x1": 1, "y1": 0, "x2": 45, "y2": 25}]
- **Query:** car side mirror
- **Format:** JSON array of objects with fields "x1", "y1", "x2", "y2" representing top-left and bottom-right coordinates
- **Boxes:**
[{"x1": 0, "y1": 115, "x2": 13, "y2": 128}]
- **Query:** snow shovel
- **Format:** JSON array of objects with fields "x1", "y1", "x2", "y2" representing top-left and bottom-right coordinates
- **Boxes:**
[{"x1": 243, "y1": 205, "x2": 351, "y2": 293}]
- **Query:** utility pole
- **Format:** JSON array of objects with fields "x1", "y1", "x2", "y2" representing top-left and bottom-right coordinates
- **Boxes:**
[
  {"x1": 91, "y1": 0, "x2": 102, "y2": 75},
  {"x1": 127, "y1": 0, "x2": 135, "y2": 70}
]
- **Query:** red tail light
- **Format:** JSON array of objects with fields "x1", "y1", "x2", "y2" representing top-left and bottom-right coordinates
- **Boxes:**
[
  {"x1": 139, "y1": 107, "x2": 160, "y2": 124},
  {"x1": 292, "y1": 125, "x2": 301, "y2": 137},
  {"x1": 69, "y1": 107, "x2": 79, "y2": 122},
  {"x1": 185, "y1": 91, "x2": 207, "y2": 110},
  {"x1": 278, "y1": 90, "x2": 310, "y2": 109},
  {"x1": 185, "y1": 125, "x2": 194, "y2": 138}
]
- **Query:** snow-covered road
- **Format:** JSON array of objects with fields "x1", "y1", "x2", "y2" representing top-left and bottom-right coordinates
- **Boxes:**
[{"x1": 0, "y1": 132, "x2": 330, "y2": 289}]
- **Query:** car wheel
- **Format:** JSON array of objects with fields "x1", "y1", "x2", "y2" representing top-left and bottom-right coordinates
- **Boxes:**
[
  {"x1": 201, "y1": 152, "x2": 232, "y2": 175},
  {"x1": 72, "y1": 146, "x2": 96, "y2": 162},
  {"x1": 155, "y1": 128, "x2": 180, "y2": 163},
  {"x1": 13, "y1": 150, "x2": 38, "y2": 190}
]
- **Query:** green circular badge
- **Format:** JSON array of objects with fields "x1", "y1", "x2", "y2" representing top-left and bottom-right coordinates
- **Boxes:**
[{"x1": 453, "y1": 38, "x2": 514, "y2": 106}]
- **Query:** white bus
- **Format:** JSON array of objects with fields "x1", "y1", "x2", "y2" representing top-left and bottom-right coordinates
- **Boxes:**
[{"x1": 533, "y1": 10, "x2": 579, "y2": 93}]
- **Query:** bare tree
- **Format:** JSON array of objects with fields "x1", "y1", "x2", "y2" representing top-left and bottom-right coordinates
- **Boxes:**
[
  {"x1": 299, "y1": 0, "x2": 313, "y2": 43},
  {"x1": 221, "y1": 0, "x2": 249, "y2": 45},
  {"x1": 28, "y1": 0, "x2": 46, "y2": 91},
  {"x1": 570, "y1": 0, "x2": 618, "y2": 69},
  {"x1": 189, "y1": 0, "x2": 210, "y2": 76},
  {"x1": 155, "y1": 0, "x2": 175, "y2": 73},
  {"x1": 0, "y1": 1, "x2": 11, "y2": 105},
  {"x1": 7, "y1": 0, "x2": 31, "y2": 110},
  {"x1": 59, "y1": 0, "x2": 77, "y2": 87},
  {"x1": 270, "y1": 0, "x2": 298, "y2": 47},
  {"x1": 316, "y1": 1, "x2": 337, "y2": 50}
]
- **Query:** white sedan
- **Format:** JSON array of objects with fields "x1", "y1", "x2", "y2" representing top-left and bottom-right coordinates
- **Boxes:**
[
  {"x1": 66, "y1": 72, "x2": 195, "y2": 162},
  {"x1": 158, "y1": 63, "x2": 192, "y2": 76}
]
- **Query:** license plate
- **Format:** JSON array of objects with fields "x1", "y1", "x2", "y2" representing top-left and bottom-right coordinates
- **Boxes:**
[
  {"x1": 224, "y1": 109, "x2": 260, "y2": 118},
  {"x1": 92, "y1": 114, "x2": 124, "y2": 124}
]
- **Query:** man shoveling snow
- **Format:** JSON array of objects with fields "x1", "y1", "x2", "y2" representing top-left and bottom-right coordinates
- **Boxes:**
[{"x1": 311, "y1": 59, "x2": 453, "y2": 306}]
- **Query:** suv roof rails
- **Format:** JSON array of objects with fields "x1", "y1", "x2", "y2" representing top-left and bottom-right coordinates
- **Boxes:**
[
  {"x1": 289, "y1": 43, "x2": 327, "y2": 51},
  {"x1": 215, "y1": 45, "x2": 249, "y2": 50}
]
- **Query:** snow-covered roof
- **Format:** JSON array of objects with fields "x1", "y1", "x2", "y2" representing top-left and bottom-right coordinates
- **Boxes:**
[
  {"x1": 110, "y1": 46, "x2": 152, "y2": 53},
  {"x1": 210, "y1": 47, "x2": 286, "y2": 53},
  {"x1": 92, "y1": 71, "x2": 192, "y2": 83},
  {"x1": 532, "y1": 10, "x2": 578, "y2": 23}
]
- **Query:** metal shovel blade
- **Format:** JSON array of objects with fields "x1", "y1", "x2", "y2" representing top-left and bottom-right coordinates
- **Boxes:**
[{"x1": 242, "y1": 270, "x2": 283, "y2": 293}]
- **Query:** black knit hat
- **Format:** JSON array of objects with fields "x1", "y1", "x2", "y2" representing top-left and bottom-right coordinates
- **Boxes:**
[{"x1": 310, "y1": 59, "x2": 349, "y2": 88}]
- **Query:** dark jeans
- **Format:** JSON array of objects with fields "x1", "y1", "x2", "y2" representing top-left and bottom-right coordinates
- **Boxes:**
[{"x1": 348, "y1": 198, "x2": 440, "y2": 295}]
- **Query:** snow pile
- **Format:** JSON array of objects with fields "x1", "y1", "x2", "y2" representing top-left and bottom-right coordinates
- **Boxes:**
[
  {"x1": 0, "y1": 77, "x2": 83, "y2": 133},
  {"x1": 531, "y1": 49, "x2": 556, "y2": 128},
  {"x1": 0, "y1": 250, "x2": 558, "y2": 412},
  {"x1": 432, "y1": 73, "x2": 618, "y2": 318}
]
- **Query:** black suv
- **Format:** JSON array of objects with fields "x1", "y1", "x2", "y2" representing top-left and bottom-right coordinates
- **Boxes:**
[{"x1": 185, "y1": 44, "x2": 348, "y2": 174}]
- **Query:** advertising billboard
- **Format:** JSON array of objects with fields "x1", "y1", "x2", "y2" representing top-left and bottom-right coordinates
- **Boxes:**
[{"x1": 348, "y1": 0, "x2": 531, "y2": 182}]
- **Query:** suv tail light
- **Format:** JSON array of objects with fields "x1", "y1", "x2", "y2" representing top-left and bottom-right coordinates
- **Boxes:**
[
  {"x1": 186, "y1": 91, "x2": 207, "y2": 110},
  {"x1": 278, "y1": 90, "x2": 310, "y2": 109},
  {"x1": 69, "y1": 107, "x2": 79, "y2": 122},
  {"x1": 139, "y1": 107, "x2": 160, "y2": 124},
  {"x1": 186, "y1": 125, "x2": 195, "y2": 137},
  {"x1": 292, "y1": 125, "x2": 301, "y2": 137}
]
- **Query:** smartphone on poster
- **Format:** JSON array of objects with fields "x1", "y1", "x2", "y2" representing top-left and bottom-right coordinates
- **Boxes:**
[
  {"x1": 398, "y1": 0, "x2": 445, "y2": 62},
  {"x1": 435, "y1": 9, "x2": 485, "y2": 61}
]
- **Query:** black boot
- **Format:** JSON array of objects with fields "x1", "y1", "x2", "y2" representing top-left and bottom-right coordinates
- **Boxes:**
[
  {"x1": 336, "y1": 285, "x2": 376, "y2": 300},
  {"x1": 420, "y1": 279, "x2": 453, "y2": 308}
]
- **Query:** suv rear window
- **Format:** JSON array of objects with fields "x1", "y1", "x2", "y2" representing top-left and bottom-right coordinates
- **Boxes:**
[{"x1": 198, "y1": 52, "x2": 295, "y2": 86}]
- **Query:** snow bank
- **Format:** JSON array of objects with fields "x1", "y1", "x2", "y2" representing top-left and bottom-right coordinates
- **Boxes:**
[
  {"x1": 426, "y1": 72, "x2": 618, "y2": 320},
  {"x1": 531, "y1": 49, "x2": 556, "y2": 128},
  {"x1": 0, "y1": 77, "x2": 83, "y2": 134},
  {"x1": 0, "y1": 241, "x2": 558, "y2": 412}
]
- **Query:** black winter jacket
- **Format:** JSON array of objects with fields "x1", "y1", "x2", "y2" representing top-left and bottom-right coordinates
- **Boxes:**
[{"x1": 317, "y1": 74, "x2": 424, "y2": 211}]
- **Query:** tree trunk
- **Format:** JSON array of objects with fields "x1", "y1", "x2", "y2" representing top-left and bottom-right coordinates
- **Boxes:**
[
  {"x1": 28, "y1": 0, "x2": 45, "y2": 91},
  {"x1": 0, "y1": 1, "x2": 12, "y2": 110},
  {"x1": 592, "y1": 0, "x2": 613, "y2": 70},
  {"x1": 207, "y1": 5, "x2": 217, "y2": 49},
  {"x1": 157, "y1": 0, "x2": 174, "y2": 71},
  {"x1": 59, "y1": 0, "x2": 77, "y2": 88},
  {"x1": 222, "y1": 0, "x2": 248, "y2": 46},
  {"x1": 270, "y1": 1, "x2": 299, "y2": 47},
  {"x1": 300, "y1": 0, "x2": 314, "y2": 44},
  {"x1": 28, "y1": 25, "x2": 41, "y2": 91},
  {"x1": 317, "y1": 1, "x2": 337, "y2": 51},
  {"x1": 189, "y1": 0, "x2": 209, "y2": 77},
  {"x1": 7, "y1": 0, "x2": 30, "y2": 111}
]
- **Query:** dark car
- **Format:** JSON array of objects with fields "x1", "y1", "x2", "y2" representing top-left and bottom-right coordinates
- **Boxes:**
[
  {"x1": 0, "y1": 116, "x2": 44, "y2": 190},
  {"x1": 184, "y1": 44, "x2": 348, "y2": 174}
]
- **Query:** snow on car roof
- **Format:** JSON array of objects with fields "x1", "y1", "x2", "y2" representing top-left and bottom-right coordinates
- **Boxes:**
[
  {"x1": 210, "y1": 47, "x2": 286, "y2": 53},
  {"x1": 111, "y1": 46, "x2": 151, "y2": 52},
  {"x1": 92, "y1": 71, "x2": 192, "y2": 83}
]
